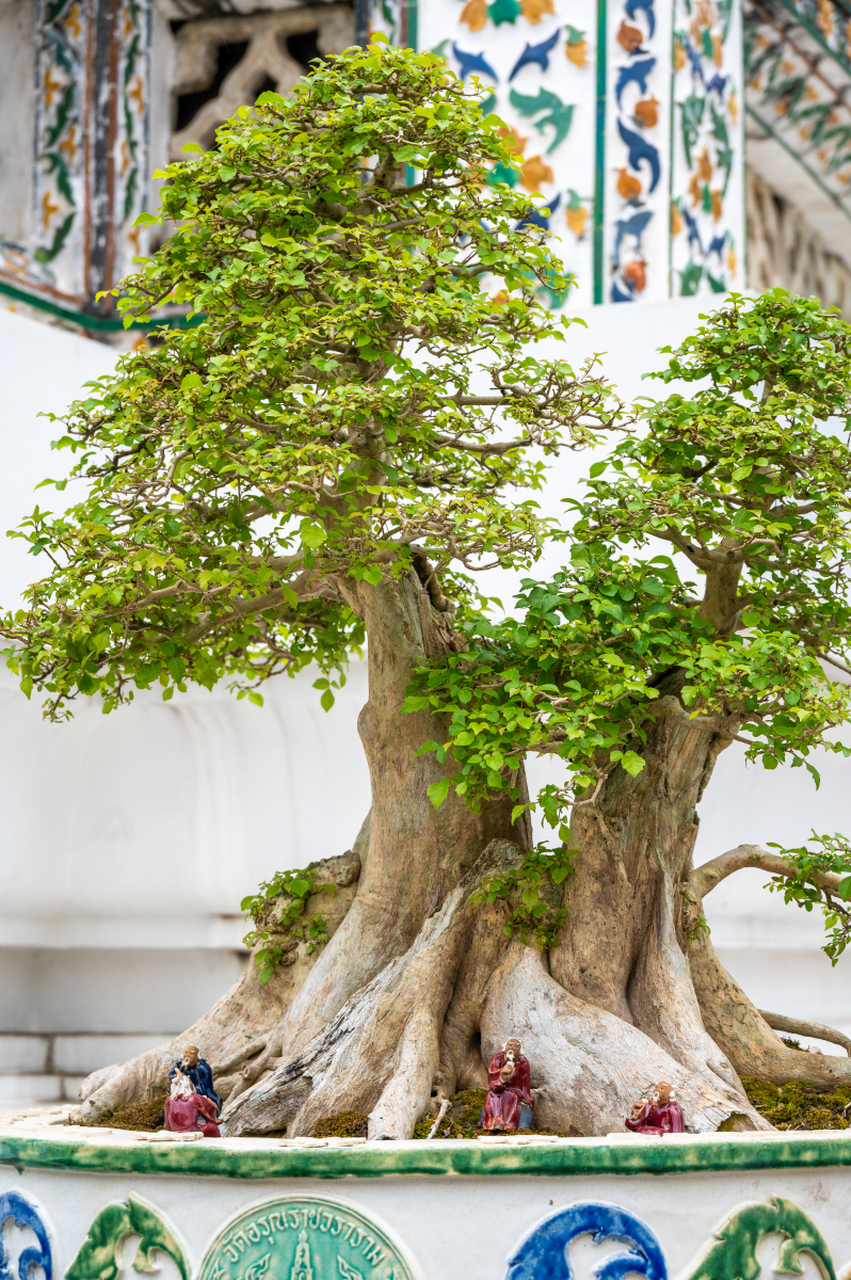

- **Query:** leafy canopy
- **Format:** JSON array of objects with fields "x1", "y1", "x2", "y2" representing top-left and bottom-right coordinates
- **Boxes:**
[
  {"x1": 411, "y1": 291, "x2": 851, "y2": 840},
  {"x1": 2, "y1": 39, "x2": 616, "y2": 717}
]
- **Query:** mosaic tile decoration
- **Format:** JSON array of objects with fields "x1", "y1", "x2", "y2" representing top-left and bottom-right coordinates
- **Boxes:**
[
  {"x1": 745, "y1": 0, "x2": 851, "y2": 224},
  {"x1": 0, "y1": 0, "x2": 151, "y2": 313},
  {"x1": 0, "y1": 1190, "x2": 54, "y2": 1280},
  {"x1": 670, "y1": 0, "x2": 744, "y2": 295},
  {"x1": 778, "y1": 0, "x2": 851, "y2": 79},
  {"x1": 417, "y1": 0, "x2": 599, "y2": 306},
  {"x1": 605, "y1": 0, "x2": 670, "y2": 301},
  {"x1": 195, "y1": 1196, "x2": 418, "y2": 1280},
  {"x1": 384, "y1": 0, "x2": 744, "y2": 302},
  {"x1": 0, "y1": 1180, "x2": 848, "y2": 1280},
  {"x1": 507, "y1": 1196, "x2": 838, "y2": 1280}
]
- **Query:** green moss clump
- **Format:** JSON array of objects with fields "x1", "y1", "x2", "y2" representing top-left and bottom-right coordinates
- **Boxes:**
[
  {"x1": 312, "y1": 1112, "x2": 369, "y2": 1138},
  {"x1": 413, "y1": 1089, "x2": 487, "y2": 1139},
  {"x1": 412, "y1": 1088, "x2": 564, "y2": 1139},
  {"x1": 741, "y1": 1075, "x2": 851, "y2": 1130},
  {"x1": 73, "y1": 1096, "x2": 167, "y2": 1132}
]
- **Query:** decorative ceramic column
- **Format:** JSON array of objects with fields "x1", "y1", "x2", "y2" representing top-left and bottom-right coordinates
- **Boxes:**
[
  {"x1": 669, "y1": 0, "x2": 744, "y2": 296},
  {"x1": 3, "y1": 0, "x2": 151, "y2": 316},
  {"x1": 411, "y1": 0, "x2": 745, "y2": 303}
]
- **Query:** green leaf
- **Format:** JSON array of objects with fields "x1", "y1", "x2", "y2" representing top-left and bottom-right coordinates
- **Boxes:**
[
  {"x1": 427, "y1": 776, "x2": 452, "y2": 809},
  {"x1": 620, "y1": 751, "x2": 645, "y2": 777},
  {"x1": 300, "y1": 522, "x2": 326, "y2": 549}
]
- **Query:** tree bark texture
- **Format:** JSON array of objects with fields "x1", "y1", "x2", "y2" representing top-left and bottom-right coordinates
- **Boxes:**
[{"x1": 73, "y1": 576, "x2": 847, "y2": 1137}]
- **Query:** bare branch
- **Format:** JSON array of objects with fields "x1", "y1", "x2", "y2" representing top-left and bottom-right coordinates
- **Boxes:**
[
  {"x1": 757, "y1": 1009, "x2": 851, "y2": 1057},
  {"x1": 818, "y1": 650, "x2": 851, "y2": 678},
  {"x1": 649, "y1": 695, "x2": 755, "y2": 745},
  {"x1": 430, "y1": 430, "x2": 534, "y2": 455},
  {"x1": 692, "y1": 844, "x2": 845, "y2": 899}
]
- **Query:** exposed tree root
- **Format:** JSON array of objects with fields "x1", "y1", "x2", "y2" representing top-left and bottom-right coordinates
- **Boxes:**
[
  {"x1": 222, "y1": 839, "x2": 525, "y2": 1139},
  {"x1": 221, "y1": 838, "x2": 768, "y2": 1139},
  {"x1": 690, "y1": 929, "x2": 851, "y2": 1090},
  {"x1": 625, "y1": 863, "x2": 745, "y2": 1096},
  {"x1": 481, "y1": 943, "x2": 768, "y2": 1135},
  {"x1": 72, "y1": 843, "x2": 365, "y2": 1123},
  {"x1": 73, "y1": 631, "x2": 843, "y2": 1138}
]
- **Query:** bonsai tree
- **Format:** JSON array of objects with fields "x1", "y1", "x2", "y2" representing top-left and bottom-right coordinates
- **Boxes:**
[
  {"x1": 415, "y1": 288, "x2": 851, "y2": 1133},
  {"x1": 1, "y1": 40, "x2": 622, "y2": 1136}
]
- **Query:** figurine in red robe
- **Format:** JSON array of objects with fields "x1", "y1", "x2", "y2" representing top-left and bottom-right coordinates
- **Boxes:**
[
  {"x1": 625, "y1": 1081, "x2": 684, "y2": 1135},
  {"x1": 482, "y1": 1037, "x2": 535, "y2": 1131},
  {"x1": 164, "y1": 1069, "x2": 221, "y2": 1137}
]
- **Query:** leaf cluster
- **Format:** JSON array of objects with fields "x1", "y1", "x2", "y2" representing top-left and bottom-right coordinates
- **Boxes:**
[
  {"x1": 468, "y1": 846, "x2": 576, "y2": 947},
  {"x1": 241, "y1": 866, "x2": 335, "y2": 984},
  {"x1": 765, "y1": 830, "x2": 851, "y2": 964}
]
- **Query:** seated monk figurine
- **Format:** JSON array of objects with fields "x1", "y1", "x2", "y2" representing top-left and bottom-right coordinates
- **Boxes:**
[
  {"x1": 625, "y1": 1081, "x2": 684, "y2": 1135},
  {"x1": 164, "y1": 1069, "x2": 221, "y2": 1137},
  {"x1": 168, "y1": 1044, "x2": 220, "y2": 1110},
  {"x1": 482, "y1": 1037, "x2": 535, "y2": 1132}
]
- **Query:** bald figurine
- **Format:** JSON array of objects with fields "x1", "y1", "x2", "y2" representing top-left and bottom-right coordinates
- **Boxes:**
[
  {"x1": 168, "y1": 1044, "x2": 220, "y2": 1111},
  {"x1": 482, "y1": 1037, "x2": 535, "y2": 1132},
  {"x1": 625, "y1": 1081, "x2": 684, "y2": 1135}
]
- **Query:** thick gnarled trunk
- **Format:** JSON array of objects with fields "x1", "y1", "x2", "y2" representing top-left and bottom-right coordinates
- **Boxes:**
[
  {"x1": 72, "y1": 581, "x2": 845, "y2": 1139},
  {"x1": 554, "y1": 714, "x2": 755, "y2": 1114},
  {"x1": 273, "y1": 574, "x2": 528, "y2": 1057},
  {"x1": 74, "y1": 570, "x2": 528, "y2": 1125},
  {"x1": 221, "y1": 704, "x2": 766, "y2": 1137}
]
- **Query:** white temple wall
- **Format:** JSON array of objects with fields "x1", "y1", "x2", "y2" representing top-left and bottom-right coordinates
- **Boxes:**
[{"x1": 0, "y1": 294, "x2": 848, "y2": 1106}]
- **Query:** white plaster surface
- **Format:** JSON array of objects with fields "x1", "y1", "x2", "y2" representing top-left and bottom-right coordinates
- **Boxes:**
[{"x1": 3, "y1": 1142, "x2": 851, "y2": 1280}]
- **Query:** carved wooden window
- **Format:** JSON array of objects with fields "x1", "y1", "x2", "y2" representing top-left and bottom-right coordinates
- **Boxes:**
[
  {"x1": 169, "y1": 6, "x2": 355, "y2": 158},
  {"x1": 746, "y1": 167, "x2": 851, "y2": 316}
]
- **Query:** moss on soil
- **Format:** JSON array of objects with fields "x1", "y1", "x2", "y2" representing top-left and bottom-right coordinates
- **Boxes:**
[
  {"x1": 312, "y1": 1111, "x2": 369, "y2": 1138},
  {"x1": 412, "y1": 1077, "x2": 851, "y2": 1137},
  {"x1": 412, "y1": 1089, "x2": 561, "y2": 1139},
  {"x1": 412, "y1": 1089, "x2": 487, "y2": 1139},
  {"x1": 741, "y1": 1075, "x2": 851, "y2": 1130},
  {"x1": 73, "y1": 1095, "x2": 167, "y2": 1132},
  {"x1": 71, "y1": 1075, "x2": 850, "y2": 1138}
]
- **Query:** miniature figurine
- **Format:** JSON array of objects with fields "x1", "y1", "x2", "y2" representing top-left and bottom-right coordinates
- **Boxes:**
[
  {"x1": 482, "y1": 1036, "x2": 535, "y2": 1132},
  {"x1": 168, "y1": 1044, "x2": 220, "y2": 1110},
  {"x1": 624, "y1": 1081, "x2": 684, "y2": 1135},
  {"x1": 164, "y1": 1068, "x2": 221, "y2": 1137}
]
